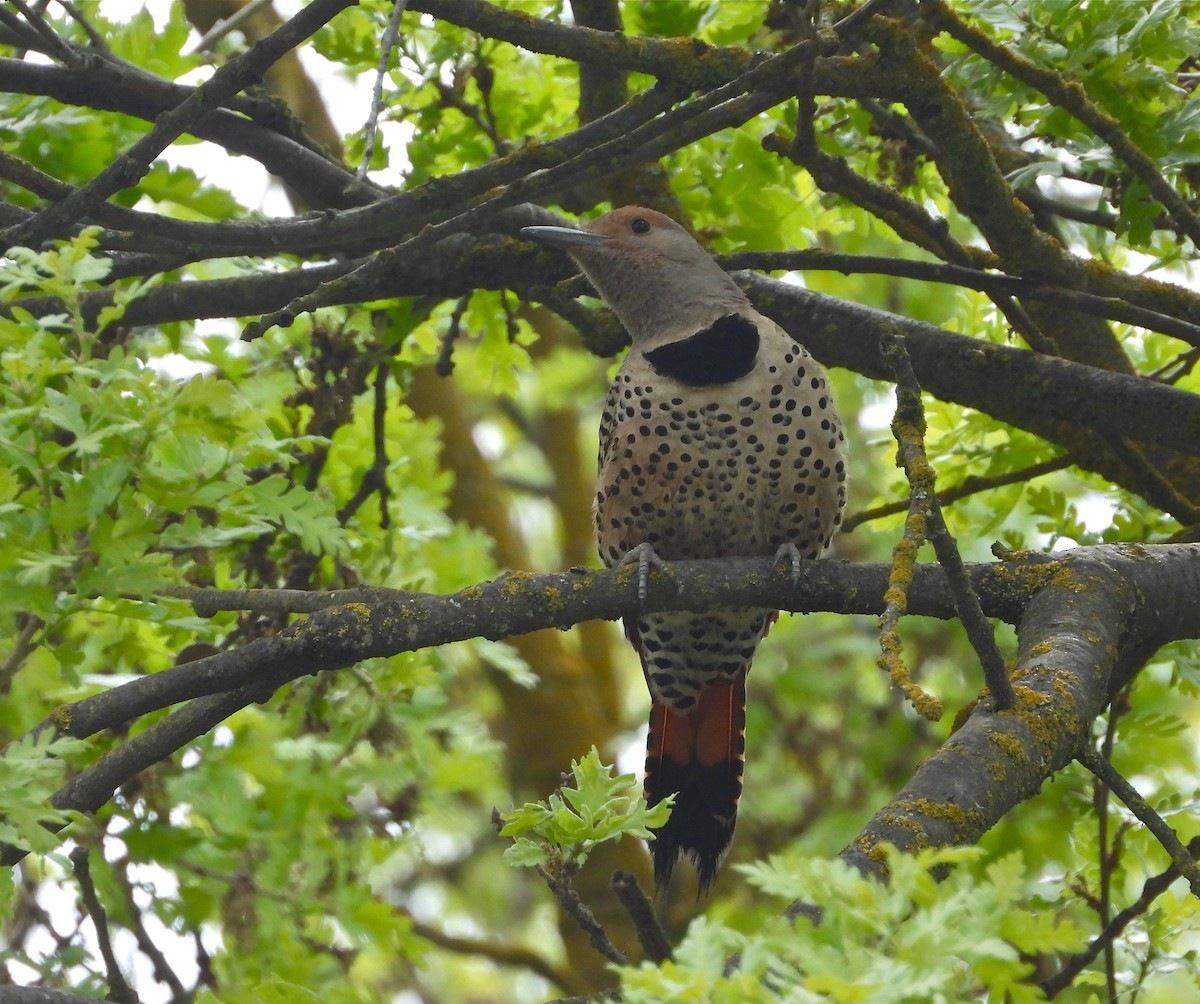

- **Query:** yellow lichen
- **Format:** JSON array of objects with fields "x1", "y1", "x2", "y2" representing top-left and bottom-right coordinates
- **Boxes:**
[
  {"x1": 903, "y1": 797, "x2": 969, "y2": 826},
  {"x1": 1011, "y1": 684, "x2": 1050, "y2": 707},
  {"x1": 876, "y1": 812, "x2": 927, "y2": 839},
  {"x1": 989, "y1": 731, "x2": 1025, "y2": 760},
  {"x1": 499, "y1": 572, "x2": 532, "y2": 598}
]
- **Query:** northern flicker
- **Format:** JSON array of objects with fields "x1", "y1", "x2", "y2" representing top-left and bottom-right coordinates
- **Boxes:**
[{"x1": 522, "y1": 207, "x2": 847, "y2": 891}]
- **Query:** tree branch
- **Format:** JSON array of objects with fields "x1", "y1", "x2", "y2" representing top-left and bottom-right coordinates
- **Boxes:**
[
  {"x1": 835, "y1": 543, "x2": 1200, "y2": 890},
  {"x1": 407, "y1": 912, "x2": 583, "y2": 993},
  {"x1": 1, "y1": 0, "x2": 358, "y2": 251},
  {"x1": 69, "y1": 847, "x2": 137, "y2": 1004},
  {"x1": 610, "y1": 870, "x2": 671, "y2": 963},
  {"x1": 0, "y1": 55, "x2": 381, "y2": 210},
  {"x1": 924, "y1": 0, "x2": 1200, "y2": 248},
  {"x1": 1076, "y1": 747, "x2": 1200, "y2": 895},
  {"x1": 741, "y1": 274, "x2": 1200, "y2": 517},
  {"x1": 882, "y1": 333, "x2": 1014, "y2": 708},
  {"x1": 841, "y1": 454, "x2": 1073, "y2": 533},
  {"x1": 1041, "y1": 836, "x2": 1200, "y2": 997},
  {"x1": 3, "y1": 545, "x2": 1198, "y2": 874},
  {"x1": 722, "y1": 250, "x2": 1200, "y2": 348}
]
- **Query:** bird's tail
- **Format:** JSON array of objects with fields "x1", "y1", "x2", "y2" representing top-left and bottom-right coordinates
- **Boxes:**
[{"x1": 644, "y1": 670, "x2": 747, "y2": 893}]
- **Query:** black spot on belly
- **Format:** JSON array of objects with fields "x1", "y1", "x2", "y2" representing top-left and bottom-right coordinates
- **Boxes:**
[{"x1": 642, "y1": 314, "x2": 760, "y2": 387}]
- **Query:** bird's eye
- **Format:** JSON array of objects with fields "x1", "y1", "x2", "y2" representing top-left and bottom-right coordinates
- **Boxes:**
[{"x1": 630, "y1": 217, "x2": 651, "y2": 235}]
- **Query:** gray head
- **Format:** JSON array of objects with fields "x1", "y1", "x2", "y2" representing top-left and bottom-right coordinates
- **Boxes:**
[{"x1": 521, "y1": 206, "x2": 750, "y2": 346}]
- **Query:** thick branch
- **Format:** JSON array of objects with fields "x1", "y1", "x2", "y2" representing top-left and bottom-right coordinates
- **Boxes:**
[
  {"x1": 5, "y1": 545, "x2": 1197, "y2": 873},
  {"x1": 1, "y1": 71, "x2": 685, "y2": 260},
  {"x1": 836, "y1": 543, "x2": 1200, "y2": 885},
  {"x1": 61, "y1": 556, "x2": 1043, "y2": 744},
  {"x1": 722, "y1": 250, "x2": 1200, "y2": 348},
  {"x1": 0, "y1": 56, "x2": 380, "y2": 211},
  {"x1": 2, "y1": 0, "x2": 359, "y2": 251},
  {"x1": 408, "y1": 0, "x2": 763, "y2": 86},
  {"x1": 925, "y1": 0, "x2": 1200, "y2": 248},
  {"x1": 740, "y1": 274, "x2": 1200, "y2": 516}
]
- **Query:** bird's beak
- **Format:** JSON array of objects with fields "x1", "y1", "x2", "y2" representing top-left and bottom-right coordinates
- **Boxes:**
[{"x1": 520, "y1": 225, "x2": 610, "y2": 249}]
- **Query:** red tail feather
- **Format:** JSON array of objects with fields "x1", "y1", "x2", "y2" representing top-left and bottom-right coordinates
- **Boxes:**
[{"x1": 644, "y1": 671, "x2": 747, "y2": 892}]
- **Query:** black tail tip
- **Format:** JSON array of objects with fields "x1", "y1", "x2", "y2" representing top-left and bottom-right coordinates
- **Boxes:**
[{"x1": 650, "y1": 812, "x2": 736, "y2": 895}]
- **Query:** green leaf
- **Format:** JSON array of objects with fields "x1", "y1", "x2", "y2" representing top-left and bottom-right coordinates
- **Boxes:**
[
  {"x1": 499, "y1": 747, "x2": 671, "y2": 869},
  {"x1": 0, "y1": 730, "x2": 88, "y2": 853}
]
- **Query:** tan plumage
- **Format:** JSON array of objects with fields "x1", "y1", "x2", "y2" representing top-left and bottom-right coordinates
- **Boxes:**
[{"x1": 522, "y1": 207, "x2": 847, "y2": 891}]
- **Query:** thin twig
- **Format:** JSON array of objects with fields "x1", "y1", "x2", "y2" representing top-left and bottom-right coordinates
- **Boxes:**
[
  {"x1": 1041, "y1": 835, "x2": 1200, "y2": 997},
  {"x1": 70, "y1": 847, "x2": 139, "y2": 1004},
  {"x1": 358, "y1": 0, "x2": 409, "y2": 178},
  {"x1": 1094, "y1": 701, "x2": 1125, "y2": 999},
  {"x1": 336, "y1": 361, "x2": 393, "y2": 527},
  {"x1": 1107, "y1": 436, "x2": 1200, "y2": 526},
  {"x1": 111, "y1": 857, "x2": 190, "y2": 1000},
  {"x1": 1146, "y1": 345, "x2": 1200, "y2": 384},
  {"x1": 187, "y1": 0, "x2": 275, "y2": 54},
  {"x1": 371, "y1": 358, "x2": 392, "y2": 529},
  {"x1": 436, "y1": 294, "x2": 471, "y2": 376},
  {"x1": 611, "y1": 870, "x2": 671, "y2": 963},
  {"x1": 9, "y1": 0, "x2": 81, "y2": 66},
  {"x1": 535, "y1": 862, "x2": 627, "y2": 965},
  {"x1": 841, "y1": 454, "x2": 1073, "y2": 533},
  {"x1": 875, "y1": 463, "x2": 943, "y2": 719},
  {"x1": 1076, "y1": 746, "x2": 1200, "y2": 897},
  {"x1": 1, "y1": 0, "x2": 356, "y2": 252},
  {"x1": 408, "y1": 914, "x2": 581, "y2": 992},
  {"x1": 0, "y1": 5, "x2": 47, "y2": 55},
  {"x1": 54, "y1": 0, "x2": 110, "y2": 51},
  {"x1": 1, "y1": 614, "x2": 43, "y2": 694},
  {"x1": 925, "y1": 0, "x2": 1200, "y2": 248},
  {"x1": 882, "y1": 334, "x2": 1015, "y2": 710}
]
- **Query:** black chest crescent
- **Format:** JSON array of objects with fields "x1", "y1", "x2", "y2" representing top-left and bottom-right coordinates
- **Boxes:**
[{"x1": 642, "y1": 313, "x2": 760, "y2": 387}]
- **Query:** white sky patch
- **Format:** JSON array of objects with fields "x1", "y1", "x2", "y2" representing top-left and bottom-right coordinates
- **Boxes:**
[
  {"x1": 616, "y1": 727, "x2": 647, "y2": 780},
  {"x1": 1078, "y1": 491, "x2": 1117, "y2": 530},
  {"x1": 148, "y1": 352, "x2": 217, "y2": 380},
  {"x1": 100, "y1": 0, "x2": 414, "y2": 211},
  {"x1": 472, "y1": 421, "x2": 506, "y2": 460},
  {"x1": 858, "y1": 387, "x2": 896, "y2": 432}
]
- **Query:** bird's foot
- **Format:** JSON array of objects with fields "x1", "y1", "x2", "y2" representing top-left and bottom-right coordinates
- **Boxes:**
[
  {"x1": 772, "y1": 542, "x2": 805, "y2": 607},
  {"x1": 616, "y1": 542, "x2": 679, "y2": 608}
]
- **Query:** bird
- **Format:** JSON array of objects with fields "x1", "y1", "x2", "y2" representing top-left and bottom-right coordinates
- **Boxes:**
[{"x1": 521, "y1": 206, "x2": 847, "y2": 892}]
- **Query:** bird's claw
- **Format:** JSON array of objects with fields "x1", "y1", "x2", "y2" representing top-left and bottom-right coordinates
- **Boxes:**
[
  {"x1": 617, "y1": 542, "x2": 679, "y2": 609},
  {"x1": 772, "y1": 542, "x2": 804, "y2": 607}
]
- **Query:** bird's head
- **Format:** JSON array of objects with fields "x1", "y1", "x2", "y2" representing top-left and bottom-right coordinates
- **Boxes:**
[{"x1": 521, "y1": 206, "x2": 748, "y2": 345}]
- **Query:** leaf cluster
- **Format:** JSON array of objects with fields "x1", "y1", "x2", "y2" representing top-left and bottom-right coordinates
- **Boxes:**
[{"x1": 500, "y1": 746, "x2": 671, "y2": 871}]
